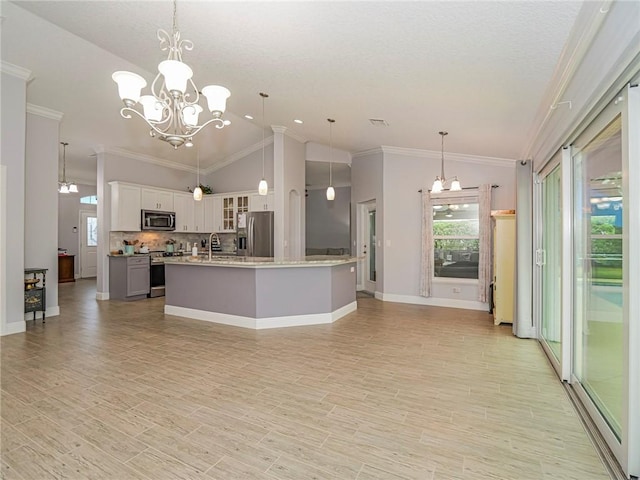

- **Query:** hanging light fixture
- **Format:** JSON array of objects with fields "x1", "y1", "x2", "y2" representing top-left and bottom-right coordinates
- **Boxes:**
[
  {"x1": 431, "y1": 131, "x2": 462, "y2": 193},
  {"x1": 258, "y1": 92, "x2": 269, "y2": 196},
  {"x1": 326, "y1": 118, "x2": 336, "y2": 201},
  {"x1": 58, "y1": 142, "x2": 78, "y2": 194},
  {"x1": 112, "y1": 0, "x2": 231, "y2": 149},
  {"x1": 193, "y1": 149, "x2": 202, "y2": 201}
]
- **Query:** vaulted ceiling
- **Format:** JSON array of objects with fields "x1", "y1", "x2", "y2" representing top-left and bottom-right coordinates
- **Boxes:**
[{"x1": 3, "y1": 1, "x2": 583, "y2": 177}]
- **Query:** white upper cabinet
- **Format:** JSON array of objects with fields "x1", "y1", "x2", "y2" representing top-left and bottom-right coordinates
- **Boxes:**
[
  {"x1": 173, "y1": 192, "x2": 194, "y2": 232},
  {"x1": 193, "y1": 198, "x2": 205, "y2": 233},
  {"x1": 204, "y1": 196, "x2": 222, "y2": 233},
  {"x1": 249, "y1": 192, "x2": 274, "y2": 212},
  {"x1": 141, "y1": 187, "x2": 174, "y2": 211},
  {"x1": 110, "y1": 182, "x2": 141, "y2": 231}
]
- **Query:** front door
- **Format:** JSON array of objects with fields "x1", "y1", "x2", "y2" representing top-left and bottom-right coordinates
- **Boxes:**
[{"x1": 80, "y1": 210, "x2": 97, "y2": 278}]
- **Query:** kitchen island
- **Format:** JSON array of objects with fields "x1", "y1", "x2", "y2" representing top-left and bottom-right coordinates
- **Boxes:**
[{"x1": 163, "y1": 256, "x2": 357, "y2": 329}]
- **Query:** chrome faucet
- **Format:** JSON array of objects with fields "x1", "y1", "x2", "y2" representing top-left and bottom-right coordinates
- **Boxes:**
[{"x1": 208, "y1": 232, "x2": 220, "y2": 261}]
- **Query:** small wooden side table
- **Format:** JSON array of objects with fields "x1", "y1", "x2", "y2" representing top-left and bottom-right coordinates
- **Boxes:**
[
  {"x1": 58, "y1": 255, "x2": 75, "y2": 283},
  {"x1": 24, "y1": 268, "x2": 47, "y2": 323}
]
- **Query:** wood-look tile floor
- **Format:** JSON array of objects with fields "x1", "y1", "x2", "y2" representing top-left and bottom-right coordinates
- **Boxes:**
[{"x1": 1, "y1": 279, "x2": 610, "y2": 480}]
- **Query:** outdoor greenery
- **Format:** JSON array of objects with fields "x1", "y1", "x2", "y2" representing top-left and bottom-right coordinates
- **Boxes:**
[
  {"x1": 433, "y1": 219, "x2": 479, "y2": 251},
  {"x1": 590, "y1": 215, "x2": 622, "y2": 284}
]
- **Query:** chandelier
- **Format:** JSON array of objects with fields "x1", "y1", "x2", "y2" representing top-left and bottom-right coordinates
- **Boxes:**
[
  {"x1": 431, "y1": 131, "x2": 461, "y2": 193},
  {"x1": 112, "y1": 0, "x2": 231, "y2": 149},
  {"x1": 58, "y1": 142, "x2": 78, "y2": 194}
]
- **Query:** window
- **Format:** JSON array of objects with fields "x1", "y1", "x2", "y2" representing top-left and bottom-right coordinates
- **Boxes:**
[
  {"x1": 86, "y1": 216, "x2": 98, "y2": 247},
  {"x1": 433, "y1": 203, "x2": 479, "y2": 279},
  {"x1": 80, "y1": 195, "x2": 98, "y2": 205}
]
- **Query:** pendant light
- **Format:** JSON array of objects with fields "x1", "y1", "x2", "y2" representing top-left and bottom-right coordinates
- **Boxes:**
[
  {"x1": 431, "y1": 131, "x2": 461, "y2": 193},
  {"x1": 193, "y1": 149, "x2": 202, "y2": 201},
  {"x1": 326, "y1": 118, "x2": 336, "y2": 201},
  {"x1": 58, "y1": 142, "x2": 78, "y2": 194},
  {"x1": 258, "y1": 92, "x2": 269, "y2": 195}
]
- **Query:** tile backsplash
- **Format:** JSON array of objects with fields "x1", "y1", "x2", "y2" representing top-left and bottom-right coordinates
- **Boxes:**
[{"x1": 109, "y1": 231, "x2": 236, "y2": 254}]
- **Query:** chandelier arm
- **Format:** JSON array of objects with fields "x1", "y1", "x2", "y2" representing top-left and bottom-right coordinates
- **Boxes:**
[
  {"x1": 119, "y1": 107, "x2": 181, "y2": 138},
  {"x1": 183, "y1": 77, "x2": 200, "y2": 106}
]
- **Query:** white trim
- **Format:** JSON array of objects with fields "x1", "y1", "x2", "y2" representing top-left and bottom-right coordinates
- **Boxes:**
[
  {"x1": 26, "y1": 104, "x2": 63, "y2": 121},
  {"x1": 561, "y1": 146, "x2": 573, "y2": 382},
  {"x1": 353, "y1": 145, "x2": 516, "y2": 168},
  {"x1": 271, "y1": 125, "x2": 288, "y2": 135},
  {"x1": 205, "y1": 136, "x2": 274, "y2": 174},
  {"x1": 432, "y1": 277, "x2": 479, "y2": 285},
  {"x1": 0, "y1": 61, "x2": 31, "y2": 80},
  {"x1": 379, "y1": 292, "x2": 489, "y2": 312},
  {"x1": 164, "y1": 301, "x2": 357, "y2": 330},
  {"x1": 24, "y1": 306, "x2": 59, "y2": 322},
  {"x1": 103, "y1": 147, "x2": 196, "y2": 173},
  {"x1": 283, "y1": 128, "x2": 307, "y2": 144},
  {"x1": 95, "y1": 291, "x2": 109, "y2": 300},
  {"x1": 1, "y1": 321, "x2": 26, "y2": 336}
]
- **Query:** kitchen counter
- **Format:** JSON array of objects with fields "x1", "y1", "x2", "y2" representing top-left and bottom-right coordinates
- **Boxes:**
[
  {"x1": 164, "y1": 257, "x2": 357, "y2": 329},
  {"x1": 163, "y1": 255, "x2": 357, "y2": 268}
]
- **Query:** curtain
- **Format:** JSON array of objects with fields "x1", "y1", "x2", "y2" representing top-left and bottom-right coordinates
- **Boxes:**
[
  {"x1": 478, "y1": 184, "x2": 492, "y2": 302},
  {"x1": 420, "y1": 191, "x2": 433, "y2": 297}
]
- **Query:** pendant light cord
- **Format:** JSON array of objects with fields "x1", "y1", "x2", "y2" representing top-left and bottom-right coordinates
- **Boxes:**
[
  {"x1": 196, "y1": 149, "x2": 199, "y2": 186},
  {"x1": 439, "y1": 130, "x2": 448, "y2": 182},
  {"x1": 328, "y1": 118, "x2": 335, "y2": 185},
  {"x1": 262, "y1": 93, "x2": 266, "y2": 179},
  {"x1": 61, "y1": 142, "x2": 68, "y2": 183}
]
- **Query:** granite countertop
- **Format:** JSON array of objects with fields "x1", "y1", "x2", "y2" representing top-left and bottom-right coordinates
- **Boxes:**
[{"x1": 163, "y1": 255, "x2": 357, "y2": 269}]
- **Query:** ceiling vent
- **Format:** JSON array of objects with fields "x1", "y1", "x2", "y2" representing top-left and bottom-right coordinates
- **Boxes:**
[{"x1": 369, "y1": 118, "x2": 389, "y2": 127}]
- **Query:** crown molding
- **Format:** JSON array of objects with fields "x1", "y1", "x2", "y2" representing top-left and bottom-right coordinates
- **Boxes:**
[
  {"x1": 283, "y1": 129, "x2": 307, "y2": 144},
  {"x1": 26, "y1": 103, "x2": 63, "y2": 121},
  {"x1": 103, "y1": 147, "x2": 196, "y2": 173},
  {"x1": 205, "y1": 136, "x2": 274, "y2": 175},
  {"x1": 0, "y1": 61, "x2": 31, "y2": 80},
  {"x1": 353, "y1": 145, "x2": 516, "y2": 167}
]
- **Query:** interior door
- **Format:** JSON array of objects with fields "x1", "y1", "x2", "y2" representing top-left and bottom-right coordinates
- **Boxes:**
[
  {"x1": 80, "y1": 210, "x2": 97, "y2": 278},
  {"x1": 364, "y1": 204, "x2": 376, "y2": 293}
]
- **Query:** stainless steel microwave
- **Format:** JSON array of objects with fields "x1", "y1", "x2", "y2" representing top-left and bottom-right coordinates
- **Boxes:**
[{"x1": 141, "y1": 210, "x2": 175, "y2": 231}]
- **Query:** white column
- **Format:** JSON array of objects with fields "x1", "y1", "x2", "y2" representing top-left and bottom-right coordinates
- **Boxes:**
[
  {"x1": 95, "y1": 146, "x2": 110, "y2": 299},
  {"x1": 0, "y1": 62, "x2": 30, "y2": 335},
  {"x1": 272, "y1": 126, "x2": 287, "y2": 259},
  {"x1": 515, "y1": 159, "x2": 535, "y2": 338}
]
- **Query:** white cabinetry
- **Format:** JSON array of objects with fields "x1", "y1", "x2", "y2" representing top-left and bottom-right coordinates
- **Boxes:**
[
  {"x1": 492, "y1": 213, "x2": 516, "y2": 325},
  {"x1": 173, "y1": 193, "x2": 194, "y2": 232},
  {"x1": 218, "y1": 193, "x2": 249, "y2": 232},
  {"x1": 141, "y1": 188, "x2": 174, "y2": 211},
  {"x1": 249, "y1": 192, "x2": 274, "y2": 212},
  {"x1": 204, "y1": 196, "x2": 222, "y2": 233},
  {"x1": 110, "y1": 182, "x2": 141, "y2": 231},
  {"x1": 193, "y1": 198, "x2": 205, "y2": 232}
]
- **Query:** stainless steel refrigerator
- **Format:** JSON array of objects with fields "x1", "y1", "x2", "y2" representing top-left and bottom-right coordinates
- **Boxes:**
[{"x1": 236, "y1": 211, "x2": 274, "y2": 257}]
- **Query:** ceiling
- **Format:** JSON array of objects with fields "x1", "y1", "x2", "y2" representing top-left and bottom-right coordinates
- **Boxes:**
[{"x1": 3, "y1": 1, "x2": 583, "y2": 177}]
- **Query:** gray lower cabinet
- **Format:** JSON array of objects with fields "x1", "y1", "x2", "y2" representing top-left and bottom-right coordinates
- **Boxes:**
[{"x1": 109, "y1": 256, "x2": 150, "y2": 300}]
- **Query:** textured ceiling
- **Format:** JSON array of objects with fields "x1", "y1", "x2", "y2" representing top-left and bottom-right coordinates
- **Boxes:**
[{"x1": 3, "y1": 1, "x2": 583, "y2": 173}]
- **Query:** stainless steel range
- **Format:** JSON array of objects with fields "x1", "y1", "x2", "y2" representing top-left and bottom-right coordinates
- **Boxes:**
[{"x1": 148, "y1": 251, "x2": 168, "y2": 297}]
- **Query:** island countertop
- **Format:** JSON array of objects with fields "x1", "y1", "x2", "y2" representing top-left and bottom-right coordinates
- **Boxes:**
[{"x1": 163, "y1": 255, "x2": 358, "y2": 269}]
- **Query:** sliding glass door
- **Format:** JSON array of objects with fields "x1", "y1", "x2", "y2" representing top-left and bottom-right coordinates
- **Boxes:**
[
  {"x1": 540, "y1": 164, "x2": 563, "y2": 363},
  {"x1": 573, "y1": 115, "x2": 624, "y2": 440}
]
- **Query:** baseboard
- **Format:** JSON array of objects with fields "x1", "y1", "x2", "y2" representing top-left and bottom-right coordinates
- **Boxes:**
[
  {"x1": 74, "y1": 274, "x2": 81, "y2": 279},
  {"x1": 1, "y1": 321, "x2": 26, "y2": 336},
  {"x1": 23, "y1": 306, "x2": 59, "y2": 321},
  {"x1": 165, "y1": 301, "x2": 357, "y2": 330},
  {"x1": 374, "y1": 291, "x2": 384, "y2": 300},
  {"x1": 379, "y1": 292, "x2": 489, "y2": 312},
  {"x1": 96, "y1": 291, "x2": 110, "y2": 301}
]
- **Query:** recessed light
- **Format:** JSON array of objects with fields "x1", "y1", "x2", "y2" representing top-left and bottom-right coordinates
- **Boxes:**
[
  {"x1": 244, "y1": 114, "x2": 254, "y2": 120},
  {"x1": 294, "y1": 119, "x2": 303, "y2": 124}
]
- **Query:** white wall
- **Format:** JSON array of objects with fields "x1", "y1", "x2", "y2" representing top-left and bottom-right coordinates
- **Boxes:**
[
  {"x1": 58, "y1": 184, "x2": 97, "y2": 276},
  {"x1": 206, "y1": 145, "x2": 273, "y2": 194},
  {"x1": 25, "y1": 110, "x2": 61, "y2": 319},
  {"x1": 305, "y1": 141, "x2": 351, "y2": 164},
  {"x1": 0, "y1": 67, "x2": 28, "y2": 335},
  {"x1": 306, "y1": 187, "x2": 351, "y2": 251},
  {"x1": 381, "y1": 148, "x2": 516, "y2": 309}
]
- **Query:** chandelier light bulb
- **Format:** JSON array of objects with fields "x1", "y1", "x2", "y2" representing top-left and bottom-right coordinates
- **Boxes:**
[
  {"x1": 450, "y1": 177, "x2": 462, "y2": 191},
  {"x1": 59, "y1": 184, "x2": 70, "y2": 194},
  {"x1": 69, "y1": 183, "x2": 79, "y2": 193},
  {"x1": 193, "y1": 186, "x2": 203, "y2": 201},
  {"x1": 431, "y1": 177, "x2": 443, "y2": 193},
  {"x1": 112, "y1": 71, "x2": 147, "y2": 105}
]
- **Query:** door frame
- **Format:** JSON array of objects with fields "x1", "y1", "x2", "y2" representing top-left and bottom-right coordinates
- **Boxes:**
[{"x1": 356, "y1": 201, "x2": 376, "y2": 293}]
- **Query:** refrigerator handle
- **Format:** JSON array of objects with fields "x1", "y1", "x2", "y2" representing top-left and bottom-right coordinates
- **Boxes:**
[{"x1": 248, "y1": 216, "x2": 254, "y2": 257}]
